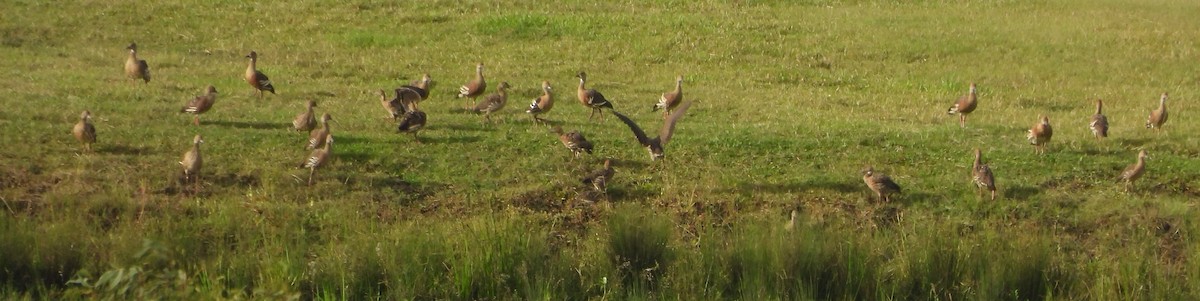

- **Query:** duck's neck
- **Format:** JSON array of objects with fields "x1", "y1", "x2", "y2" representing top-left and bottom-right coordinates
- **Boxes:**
[{"x1": 1095, "y1": 101, "x2": 1103, "y2": 115}]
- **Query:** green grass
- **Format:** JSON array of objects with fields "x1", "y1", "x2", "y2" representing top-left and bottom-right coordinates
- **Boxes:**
[{"x1": 2, "y1": 0, "x2": 1199, "y2": 299}]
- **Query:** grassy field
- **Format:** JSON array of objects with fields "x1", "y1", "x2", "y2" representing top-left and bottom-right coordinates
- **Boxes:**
[{"x1": 2, "y1": 0, "x2": 1199, "y2": 299}]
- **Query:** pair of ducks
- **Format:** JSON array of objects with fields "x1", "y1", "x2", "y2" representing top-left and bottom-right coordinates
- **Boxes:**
[
  {"x1": 126, "y1": 43, "x2": 275, "y2": 98},
  {"x1": 456, "y1": 63, "x2": 511, "y2": 122},
  {"x1": 171, "y1": 133, "x2": 333, "y2": 188}
]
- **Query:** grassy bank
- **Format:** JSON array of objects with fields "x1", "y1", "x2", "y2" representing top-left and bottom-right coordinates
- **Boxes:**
[{"x1": 1, "y1": 0, "x2": 1198, "y2": 299}]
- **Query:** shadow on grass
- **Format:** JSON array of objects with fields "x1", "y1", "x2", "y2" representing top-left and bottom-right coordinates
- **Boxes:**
[
  {"x1": 437, "y1": 123, "x2": 493, "y2": 133},
  {"x1": 206, "y1": 120, "x2": 285, "y2": 130},
  {"x1": 100, "y1": 144, "x2": 151, "y2": 156},
  {"x1": 1005, "y1": 184, "x2": 1042, "y2": 200},
  {"x1": 715, "y1": 178, "x2": 859, "y2": 195},
  {"x1": 417, "y1": 135, "x2": 483, "y2": 144},
  {"x1": 608, "y1": 185, "x2": 658, "y2": 201}
]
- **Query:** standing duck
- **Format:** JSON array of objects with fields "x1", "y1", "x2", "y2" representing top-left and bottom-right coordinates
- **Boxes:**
[
  {"x1": 244, "y1": 51, "x2": 276, "y2": 98},
  {"x1": 1089, "y1": 99, "x2": 1109, "y2": 140},
  {"x1": 180, "y1": 134, "x2": 203, "y2": 185},
  {"x1": 552, "y1": 126, "x2": 593, "y2": 158},
  {"x1": 72, "y1": 110, "x2": 97, "y2": 152},
  {"x1": 526, "y1": 80, "x2": 555, "y2": 123},
  {"x1": 124, "y1": 43, "x2": 150, "y2": 84},
  {"x1": 971, "y1": 149, "x2": 997, "y2": 201},
  {"x1": 293, "y1": 100, "x2": 318, "y2": 131},
  {"x1": 1145, "y1": 93, "x2": 1168, "y2": 132},
  {"x1": 180, "y1": 85, "x2": 218, "y2": 125},
  {"x1": 401, "y1": 73, "x2": 432, "y2": 101},
  {"x1": 379, "y1": 89, "x2": 404, "y2": 120},
  {"x1": 581, "y1": 159, "x2": 615, "y2": 192},
  {"x1": 576, "y1": 72, "x2": 615, "y2": 121},
  {"x1": 1117, "y1": 150, "x2": 1149, "y2": 192},
  {"x1": 861, "y1": 166, "x2": 901, "y2": 203},
  {"x1": 471, "y1": 81, "x2": 510, "y2": 122},
  {"x1": 307, "y1": 113, "x2": 333, "y2": 150},
  {"x1": 611, "y1": 100, "x2": 694, "y2": 161},
  {"x1": 652, "y1": 75, "x2": 683, "y2": 119},
  {"x1": 1026, "y1": 115, "x2": 1053, "y2": 155},
  {"x1": 458, "y1": 63, "x2": 486, "y2": 106},
  {"x1": 300, "y1": 134, "x2": 333, "y2": 186},
  {"x1": 946, "y1": 83, "x2": 978, "y2": 128},
  {"x1": 397, "y1": 96, "x2": 427, "y2": 143}
]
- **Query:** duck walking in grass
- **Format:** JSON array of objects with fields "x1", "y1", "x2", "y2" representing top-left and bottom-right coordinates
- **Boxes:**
[
  {"x1": 526, "y1": 80, "x2": 555, "y2": 123},
  {"x1": 971, "y1": 149, "x2": 997, "y2": 201},
  {"x1": 1089, "y1": 99, "x2": 1109, "y2": 141},
  {"x1": 124, "y1": 43, "x2": 150, "y2": 84},
  {"x1": 300, "y1": 134, "x2": 333, "y2": 186},
  {"x1": 1146, "y1": 93, "x2": 1168, "y2": 132},
  {"x1": 582, "y1": 159, "x2": 615, "y2": 193},
  {"x1": 244, "y1": 51, "x2": 276, "y2": 98},
  {"x1": 73, "y1": 110, "x2": 97, "y2": 152},
  {"x1": 401, "y1": 73, "x2": 432, "y2": 101},
  {"x1": 576, "y1": 72, "x2": 614, "y2": 122},
  {"x1": 652, "y1": 75, "x2": 683, "y2": 120},
  {"x1": 307, "y1": 113, "x2": 333, "y2": 150},
  {"x1": 946, "y1": 82, "x2": 977, "y2": 128},
  {"x1": 1117, "y1": 150, "x2": 1149, "y2": 192},
  {"x1": 472, "y1": 81, "x2": 510, "y2": 122},
  {"x1": 862, "y1": 166, "x2": 901, "y2": 203},
  {"x1": 612, "y1": 100, "x2": 694, "y2": 161},
  {"x1": 553, "y1": 126, "x2": 593, "y2": 158},
  {"x1": 180, "y1": 85, "x2": 218, "y2": 126},
  {"x1": 784, "y1": 210, "x2": 797, "y2": 232},
  {"x1": 379, "y1": 89, "x2": 404, "y2": 120},
  {"x1": 293, "y1": 100, "x2": 317, "y2": 132},
  {"x1": 397, "y1": 95, "x2": 427, "y2": 143},
  {"x1": 1027, "y1": 115, "x2": 1053, "y2": 155},
  {"x1": 180, "y1": 135, "x2": 203, "y2": 185},
  {"x1": 458, "y1": 63, "x2": 486, "y2": 107}
]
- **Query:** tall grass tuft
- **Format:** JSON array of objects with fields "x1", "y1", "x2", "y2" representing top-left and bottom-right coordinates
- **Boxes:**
[{"x1": 607, "y1": 205, "x2": 673, "y2": 294}]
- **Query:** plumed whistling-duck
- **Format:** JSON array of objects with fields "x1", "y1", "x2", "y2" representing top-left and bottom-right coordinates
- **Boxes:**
[
  {"x1": 244, "y1": 51, "x2": 276, "y2": 98},
  {"x1": 576, "y1": 72, "x2": 614, "y2": 121},
  {"x1": 652, "y1": 75, "x2": 683, "y2": 119},
  {"x1": 73, "y1": 110, "x2": 97, "y2": 152},
  {"x1": 293, "y1": 100, "x2": 317, "y2": 131},
  {"x1": 1146, "y1": 93, "x2": 1168, "y2": 132},
  {"x1": 552, "y1": 126, "x2": 594, "y2": 158},
  {"x1": 458, "y1": 63, "x2": 486, "y2": 106},
  {"x1": 397, "y1": 95, "x2": 427, "y2": 143},
  {"x1": 1027, "y1": 115, "x2": 1053, "y2": 155},
  {"x1": 124, "y1": 43, "x2": 150, "y2": 84},
  {"x1": 526, "y1": 80, "x2": 554, "y2": 123},
  {"x1": 611, "y1": 100, "x2": 694, "y2": 161},
  {"x1": 946, "y1": 83, "x2": 977, "y2": 128},
  {"x1": 180, "y1": 85, "x2": 218, "y2": 125},
  {"x1": 401, "y1": 73, "x2": 432, "y2": 101},
  {"x1": 472, "y1": 81, "x2": 510, "y2": 122},
  {"x1": 300, "y1": 134, "x2": 333, "y2": 186},
  {"x1": 862, "y1": 166, "x2": 901, "y2": 203},
  {"x1": 1089, "y1": 99, "x2": 1109, "y2": 140},
  {"x1": 307, "y1": 113, "x2": 333, "y2": 150},
  {"x1": 180, "y1": 134, "x2": 203, "y2": 184},
  {"x1": 1118, "y1": 150, "x2": 1149, "y2": 192},
  {"x1": 379, "y1": 89, "x2": 404, "y2": 120},
  {"x1": 581, "y1": 159, "x2": 614, "y2": 192},
  {"x1": 971, "y1": 148, "x2": 997, "y2": 201}
]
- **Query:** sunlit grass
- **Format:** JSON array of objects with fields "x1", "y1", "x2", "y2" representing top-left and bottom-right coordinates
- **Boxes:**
[{"x1": 1, "y1": 0, "x2": 1199, "y2": 299}]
